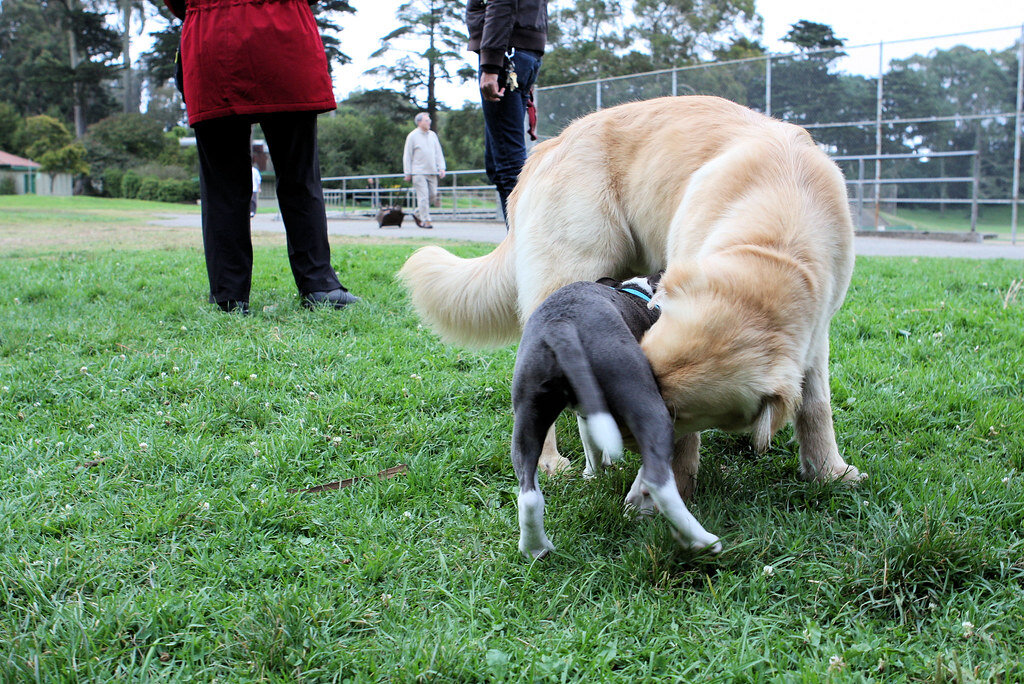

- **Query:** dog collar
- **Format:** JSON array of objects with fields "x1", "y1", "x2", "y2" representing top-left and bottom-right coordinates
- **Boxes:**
[{"x1": 619, "y1": 287, "x2": 659, "y2": 310}]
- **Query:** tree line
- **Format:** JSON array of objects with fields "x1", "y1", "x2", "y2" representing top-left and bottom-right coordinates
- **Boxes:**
[{"x1": 0, "y1": 0, "x2": 1018, "y2": 204}]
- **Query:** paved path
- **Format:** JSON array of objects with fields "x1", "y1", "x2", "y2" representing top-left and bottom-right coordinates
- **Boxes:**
[{"x1": 154, "y1": 213, "x2": 1024, "y2": 259}]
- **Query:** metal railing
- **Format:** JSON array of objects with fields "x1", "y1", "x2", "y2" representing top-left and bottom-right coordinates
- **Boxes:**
[
  {"x1": 836, "y1": 151, "x2": 982, "y2": 232},
  {"x1": 319, "y1": 170, "x2": 503, "y2": 221}
]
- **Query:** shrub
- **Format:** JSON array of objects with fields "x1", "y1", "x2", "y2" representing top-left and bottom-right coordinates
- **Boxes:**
[
  {"x1": 155, "y1": 178, "x2": 199, "y2": 203},
  {"x1": 102, "y1": 167, "x2": 124, "y2": 198},
  {"x1": 0, "y1": 176, "x2": 16, "y2": 195},
  {"x1": 137, "y1": 177, "x2": 161, "y2": 201},
  {"x1": 121, "y1": 170, "x2": 142, "y2": 199}
]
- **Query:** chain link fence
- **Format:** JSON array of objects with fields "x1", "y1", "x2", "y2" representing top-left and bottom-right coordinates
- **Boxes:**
[{"x1": 535, "y1": 26, "x2": 1024, "y2": 241}]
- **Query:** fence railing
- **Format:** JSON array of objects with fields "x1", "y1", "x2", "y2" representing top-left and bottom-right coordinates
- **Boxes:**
[
  {"x1": 837, "y1": 150, "x2": 982, "y2": 232},
  {"x1": 318, "y1": 170, "x2": 502, "y2": 221},
  {"x1": 535, "y1": 25, "x2": 1024, "y2": 242}
]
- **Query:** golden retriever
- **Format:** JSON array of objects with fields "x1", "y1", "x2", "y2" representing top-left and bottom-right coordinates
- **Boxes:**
[{"x1": 399, "y1": 95, "x2": 863, "y2": 500}]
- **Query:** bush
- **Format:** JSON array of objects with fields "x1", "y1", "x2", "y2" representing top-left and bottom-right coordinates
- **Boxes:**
[
  {"x1": 102, "y1": 167, "x2": 124, "y2": 198},
  {"x1": 137, "y1": 177, "x2": 161, "y2": 201},
  {"x1": 0, "y1": 176, "x2": 16, "y2": 195},
  {"x1": 121, "y1": 170, "x2": 141, "y2": 199},
  {"x1": 155, "y1": 178, "x2": 199, "y2": 203}
]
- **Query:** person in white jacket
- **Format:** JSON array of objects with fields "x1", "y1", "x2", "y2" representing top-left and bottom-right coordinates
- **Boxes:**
[{"x1": 403, "y1": 113, "x2": 446, "y2": 229}]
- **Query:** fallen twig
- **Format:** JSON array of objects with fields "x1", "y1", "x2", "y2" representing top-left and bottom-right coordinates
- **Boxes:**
[
  {"x1": 288, "y1": 464, "x2": 408, "y2": 495},
  {"x1": 78, "y1": 457, "x2": 109, "y2": 469}
]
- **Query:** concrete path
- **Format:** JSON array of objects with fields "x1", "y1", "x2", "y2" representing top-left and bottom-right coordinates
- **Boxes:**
[{"x1": 154, "y1": 213, "x2": 1024, "y2": 259}]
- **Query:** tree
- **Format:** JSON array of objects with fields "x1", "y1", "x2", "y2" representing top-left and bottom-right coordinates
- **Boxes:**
[
  {"x1": 884, "y1": 45, "x2": 1019, "y2": 203},
  {"x1": 0, "y1": 1, "x2": 121, "y2": 136},
  {"x1": 39, "y1": 143, "x2": 90, "y2": 193},
  {"x1": 0, "y1": 103, "x2": 23, "y2": 152},
  {"x1": 83, "y1": 112, "x2": 167, "y2": 178},
  {"x1": 366, "y1": 0, "x2": 474, "y2": 125},
  {"x1": 631, "y1": 0, "x2": 760, "y2": 68},
  {"x1": 437, "y1": 103, "x2": 484, "y2": 170},
  {"x1": 14, "y1": 115, "x2": 89, "y2": 192},
  {"x1": 310, "y1": 0, "x2": 356, "y2": 70},
  {"x1": 541, "y1": 0, "x2": 640, "y2": 85}
]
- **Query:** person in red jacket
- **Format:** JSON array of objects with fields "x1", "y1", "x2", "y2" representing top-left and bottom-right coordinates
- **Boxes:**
[{"x1": 165, "y1": 0, "x2": 358, "y2": 313}]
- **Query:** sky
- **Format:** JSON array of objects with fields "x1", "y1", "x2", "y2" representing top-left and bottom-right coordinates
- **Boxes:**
[{"x1": 328, "y1": 0, "x2": 1022, "y2": 107}]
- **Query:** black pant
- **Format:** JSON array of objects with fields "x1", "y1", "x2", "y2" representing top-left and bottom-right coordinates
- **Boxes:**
[{"x1": 194, "y1": 111, "x2": 341, "y2": 304}]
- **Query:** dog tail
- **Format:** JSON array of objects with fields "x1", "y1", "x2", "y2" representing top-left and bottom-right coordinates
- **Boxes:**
[
  {"x1": 544, "y1": 323, "x2": 623, "y2": 460},
  {"x1": 397, "y1": 238, "x2": 521, "y2": 348}
]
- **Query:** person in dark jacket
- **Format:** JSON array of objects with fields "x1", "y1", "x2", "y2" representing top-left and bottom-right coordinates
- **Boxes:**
[
  {"x1": 165, "y1": 0, "x2": 358, "y2": 313},
  {"x1": 466, "y1": 0, "x2": 548, "y2": 223}
]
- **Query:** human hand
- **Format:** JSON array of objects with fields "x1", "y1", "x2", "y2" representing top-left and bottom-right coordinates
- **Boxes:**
[
  {"x1": 404, "y1": 175, "x2": 410, "y2": 182},
  {"x1": 480, "y1": 72, "x2": 504, "y2": 102},
  {"x1": 439, "y1": 170, "x2": 446, "y2": 179}
]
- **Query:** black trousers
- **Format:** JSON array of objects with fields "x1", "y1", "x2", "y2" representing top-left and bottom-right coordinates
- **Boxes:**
[{"x1": 194, "y1": 111, "x2": 341, "y2": 304}]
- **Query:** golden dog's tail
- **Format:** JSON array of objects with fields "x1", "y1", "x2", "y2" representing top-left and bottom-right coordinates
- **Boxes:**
[{"x1": 397, "y1": 238, "x2": 521, "y2": 348}]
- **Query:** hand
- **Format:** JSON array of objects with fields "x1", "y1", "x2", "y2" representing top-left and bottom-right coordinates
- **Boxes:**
[
  {"x1": 480, "y1": 72, "x2": 504, "y2": 102},
  {"x1": 404, "y1": 175, "x2": 410, "y2": 182},
  {"x1": 439, "y1": 170, "x2": 446, "y2": 179}
]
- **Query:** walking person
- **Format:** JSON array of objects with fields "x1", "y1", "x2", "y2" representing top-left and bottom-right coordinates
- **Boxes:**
[
  {"x1": 402, "y1": 113, "x2": 446, "y2": 230},
  {"x1": 164, "y1": 0, "x2": 358, "y2": 313},
  {"x1": 466, "y1": 0, "x2": 548, "y2": 223},
  {"x1": 249, "y1": 164, "x2": 261, "y2": 218}
]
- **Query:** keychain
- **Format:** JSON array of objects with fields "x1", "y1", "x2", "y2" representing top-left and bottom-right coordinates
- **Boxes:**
[{"x1": 503, "y1": 48, "x2": 518, "y2": 92}]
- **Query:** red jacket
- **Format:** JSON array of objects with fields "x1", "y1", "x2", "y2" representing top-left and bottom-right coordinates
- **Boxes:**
[{"x1": 166, "y1": 0, "x2": 336, "y2": 125}]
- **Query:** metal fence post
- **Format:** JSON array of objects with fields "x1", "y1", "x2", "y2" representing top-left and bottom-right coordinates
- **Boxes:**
[
  {"x1": 765, "y1": 54, "x2": 772, "y2": 117},
  {"x1": 971, "y1": 152, "x2": 980, "y2": 233},
  {"x1": 874, "y1": 41, "x2": 884, "y2": 229},
  {"x1": 858, "y1": 159, "x2": 865, "y2": 228},
  {"x1": 452, "y1": 172, "x2": 459, "y2": 214},
  {"x1": 1012, "y1": 23, "x2": 1023, "y2": 244},
  {"x1": 596, "y1": 78, "x2": 602, "y2": 110}
]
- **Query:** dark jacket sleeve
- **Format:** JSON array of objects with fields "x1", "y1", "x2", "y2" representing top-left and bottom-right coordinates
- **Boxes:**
[
  {"x1": 163, "y1": 0, "x2": 186, "y2": 20},
  {"x1": 479, "y1": 0, "x2": 516, "y2": 71}
]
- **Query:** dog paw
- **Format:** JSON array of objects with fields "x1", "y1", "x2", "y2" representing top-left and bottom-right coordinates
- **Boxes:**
[
  {"x1": 672, "y1": 530, "x2": 723, "y2": 556},
  {"x1": 519, "y1": 540, "x2": 555, "y2": 560},
  {"x1": 539, "y1": 455, "x2": 571, "y2": 476},
  {"x1": 623, "y1": 492, "x2": 656, "y2": 518}
]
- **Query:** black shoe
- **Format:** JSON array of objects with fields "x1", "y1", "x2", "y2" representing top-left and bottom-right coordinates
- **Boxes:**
[
  {"x1": 411, "y1": 214, "x2": 423, "y2": 228},
  {"x1": 217, "y1": 300, "x2": 250, "y2": 315},
  {"x1": 301, "y1": 288, "x2": 360, "y2": 310}
]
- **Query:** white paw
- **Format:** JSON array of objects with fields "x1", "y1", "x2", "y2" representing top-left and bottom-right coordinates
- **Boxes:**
[
  {"x1": 623, "y1": 490, "x2": 656, "y2": 517},
  {"x1": 673, "y1": 530, "x2": 722, "y2": 555},
  {"x1": 519, "y1": 538, "x2": 555, "y2": 560}
]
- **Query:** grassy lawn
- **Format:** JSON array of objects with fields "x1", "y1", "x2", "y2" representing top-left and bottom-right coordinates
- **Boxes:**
[
  {"x1": 1, "y1": 197, "x2": 1023, "y2": 680},
  {"x1": 881, "y1": 205, "x2": 1020, "y2": 238}
]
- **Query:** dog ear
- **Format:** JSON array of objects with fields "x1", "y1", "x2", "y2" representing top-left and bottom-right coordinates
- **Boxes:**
[
  {"x1": 648, "y1": 270, "x2": 665, "y2": 291},
  {"x1": 595, "y1": 277, "x2": 620, "y2": 287},
  {"x1": 751, "y1": 395, "x2": 789, "y2": 454}
]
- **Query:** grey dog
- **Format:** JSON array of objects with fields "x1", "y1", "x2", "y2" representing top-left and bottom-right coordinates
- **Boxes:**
[{"x1": 510, "y1": 274, "x2": 721, "y2": 559}]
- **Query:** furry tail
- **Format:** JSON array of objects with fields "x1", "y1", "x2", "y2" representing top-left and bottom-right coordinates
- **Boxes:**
[
  {"x1": 544, "y1": 323, "x2": 623, "y2": 460},
  {"x1": 397, "y1": 238, "x2": 520, "y2": 348}
]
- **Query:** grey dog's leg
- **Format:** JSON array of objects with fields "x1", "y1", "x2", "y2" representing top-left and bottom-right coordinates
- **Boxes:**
[
  {"x1": 625, "y1": 432, "x2": 700, "y2": 513},
  {"x1": 794, "y1": 338, "x2": 864, "y2": 483},
  {"x1": 512, "y1": 406, "x2": 557, "y2": 559},
  {"x1": 628, "y1": 405, "x2": 720, "y2": 553}
]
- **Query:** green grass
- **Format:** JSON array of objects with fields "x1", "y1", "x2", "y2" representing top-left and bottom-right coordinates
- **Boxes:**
[
  {"x1": 1, "y1": 204, "x2": 1024, "y2": 680},
  {"x1": 881, "y1": 205, "x2": 1019, "y2": 237}
]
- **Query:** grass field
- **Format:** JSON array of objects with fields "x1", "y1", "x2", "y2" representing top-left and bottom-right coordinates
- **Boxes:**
[
  {"x1": 873, "y1": 205, "x2": 1019, "y2": 238},
  {"x1": 1, "y1": 197, "x2": 1024, "y2": 681}
]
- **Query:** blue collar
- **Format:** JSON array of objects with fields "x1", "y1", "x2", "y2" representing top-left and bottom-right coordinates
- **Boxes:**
[{"x1": 618, "y1": 287, "x2": 659, "y2": 310}]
